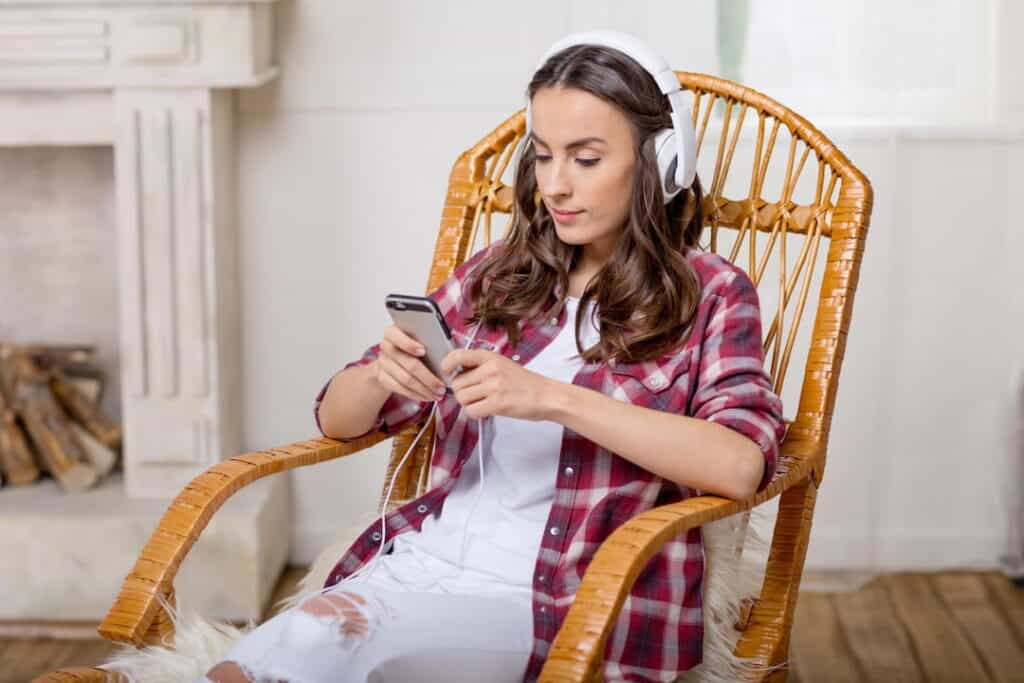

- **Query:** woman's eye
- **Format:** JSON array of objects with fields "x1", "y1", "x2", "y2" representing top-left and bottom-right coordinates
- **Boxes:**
[{"x1": 533, "y1": 154, "x2": 600, "y2": 167}]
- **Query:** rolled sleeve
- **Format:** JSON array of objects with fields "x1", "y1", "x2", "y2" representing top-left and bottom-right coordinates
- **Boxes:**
[
  {"x1": 313, "y1": 345, "x2": 431, "y2": 442},
  {"x1": 689, "y1": 268, "x2": 785, "y2": 493}
]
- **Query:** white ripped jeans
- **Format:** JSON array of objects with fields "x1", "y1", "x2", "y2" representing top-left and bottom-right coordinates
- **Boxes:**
[{"x1": 197, "y1": 553, "x2": 535, "y2": 683}]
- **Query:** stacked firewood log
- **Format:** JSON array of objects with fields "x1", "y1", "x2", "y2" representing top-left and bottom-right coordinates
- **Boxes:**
[{"x1": 0, "y1": 343, "x2": 121, "y2": 493}]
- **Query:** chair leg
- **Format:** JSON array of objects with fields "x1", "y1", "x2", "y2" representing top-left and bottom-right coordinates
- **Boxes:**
[{"x1": 732, "y1": 474, "x2": 819, "y2": 681}]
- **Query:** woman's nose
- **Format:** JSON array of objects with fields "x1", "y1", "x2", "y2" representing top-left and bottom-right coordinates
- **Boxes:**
[{"x1": 539, "y1": 157, "x2": 572, "y2": 197}]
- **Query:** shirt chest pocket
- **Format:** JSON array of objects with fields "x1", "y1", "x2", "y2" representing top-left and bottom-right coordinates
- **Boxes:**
[{"x1": 607, "y1": 351, "x2": 692, "y2": 412}]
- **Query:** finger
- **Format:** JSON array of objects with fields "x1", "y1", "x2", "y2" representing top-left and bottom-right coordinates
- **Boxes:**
[
  {"x1": 396, "y1": 357, "x2": 444, "y2": 401},
  {"x1": 404, "y1": 356, "x2": 447, "y2": 395},
  {"x1": 381, "y1": 338, "x2": 445, "y2": 394},
  {"x1": 440, "y1": 349, "x2": 462, "y2": 378},
  {"x1": 375, "y1": 362, "x2": 431, "y2": 403},
  {"x1": 464, "y1": 395, "x2": 495, "y2": 420},
  {"x1": 383, "y1": 344, "x2": 446, "y2": 394},
  {"x1": 383, "y1": 324, "x2": 426, "y2": 358},
  {"x1": 385, "y1": 326, "x2": 446, "y2": 393},
  {"x1": 377, "y1": 361, "x2": 433, "y2": 403},
  {"x1": 442, "y1": 348, "x2": 489, "y2": 376},
  {"x1": 378, "y1": 354, "x2": 438, "y2": 402},
  {"x1": 452, "y1": 379, "x2": 489, "y2": 407},
  {"x1": 449, "y1": 366, "x2": 483, "y2": 393}
]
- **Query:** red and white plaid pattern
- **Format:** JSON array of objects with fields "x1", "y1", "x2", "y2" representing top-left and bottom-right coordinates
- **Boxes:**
[{"x1": 314, "y1": 239, "x2": 785, "y2": 681}]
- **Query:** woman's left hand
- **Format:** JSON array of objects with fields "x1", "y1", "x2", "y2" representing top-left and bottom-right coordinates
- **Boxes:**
[{"x1": 440, "y1": 349, "x2": 554, "y2": 421}]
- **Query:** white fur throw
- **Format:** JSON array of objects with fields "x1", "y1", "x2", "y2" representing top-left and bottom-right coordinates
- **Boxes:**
[{"x1": 103, "y1": 507, "x2": 782, "y2": 682}]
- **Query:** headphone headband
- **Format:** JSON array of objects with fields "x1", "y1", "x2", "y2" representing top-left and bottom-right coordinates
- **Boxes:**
[{"x1": 525, "y1": 31, "x2": 697, "y2": 192}]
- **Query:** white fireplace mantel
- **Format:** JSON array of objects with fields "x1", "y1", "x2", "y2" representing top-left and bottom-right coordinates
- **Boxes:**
[
  {"x1": 1, "y1": 0, "x2": 277, "y2": 147},
  {"x1": 1, "y1": 0, "x2": 278, "y2": 497},
  {"x1": 0, "y1": 0, "x2": 290, "y2": 623},
  {"x1": 0, "y1": 0, "x2": 277, "y2": 90}
]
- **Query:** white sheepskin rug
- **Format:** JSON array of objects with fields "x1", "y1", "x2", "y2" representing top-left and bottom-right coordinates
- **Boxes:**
[{"x1": 102, "y1": 507, "x2": 783, "y2": 682}]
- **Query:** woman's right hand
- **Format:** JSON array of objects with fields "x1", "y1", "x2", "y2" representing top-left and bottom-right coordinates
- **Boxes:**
[{"x1": 372, "y1": 325, "x2": 447, "y2": 403}]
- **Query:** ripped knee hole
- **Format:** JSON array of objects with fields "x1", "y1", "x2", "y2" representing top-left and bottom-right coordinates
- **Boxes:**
[{"x1": 299, "y1": 591, "x2": 373, "y2": 636}]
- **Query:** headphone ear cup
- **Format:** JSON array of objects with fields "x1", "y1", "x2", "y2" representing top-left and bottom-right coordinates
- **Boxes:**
[{"x1": 653, "y1": 128, "x2": 683, "y2": 204}]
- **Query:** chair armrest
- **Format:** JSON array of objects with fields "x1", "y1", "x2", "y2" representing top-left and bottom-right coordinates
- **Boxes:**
[
  {"x1": 538, "y1": 440, "x2": 819, "y2": 682},
  {"x1": 98, "y1": 430, "x2": 390, "y2": 646}
]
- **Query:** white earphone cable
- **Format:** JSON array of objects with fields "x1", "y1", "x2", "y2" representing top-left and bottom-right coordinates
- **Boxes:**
[{"x1": 333, "y1": 318, "x2": 488, "y2": 589}]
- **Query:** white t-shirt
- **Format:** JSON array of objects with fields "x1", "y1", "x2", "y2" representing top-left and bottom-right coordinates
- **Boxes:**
[{"x1": 371, "y1": 295, "x2": 601, "y2": 603}]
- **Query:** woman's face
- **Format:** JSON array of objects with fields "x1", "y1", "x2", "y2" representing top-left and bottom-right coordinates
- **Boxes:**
[{"x1": 529, "y1": 85, "x2": 636, "y2": 265}]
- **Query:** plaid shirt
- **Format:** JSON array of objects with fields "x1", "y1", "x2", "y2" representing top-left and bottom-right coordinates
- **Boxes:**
[{"x1": 314, "y1": 239, "x2": 785, "y2": 682}]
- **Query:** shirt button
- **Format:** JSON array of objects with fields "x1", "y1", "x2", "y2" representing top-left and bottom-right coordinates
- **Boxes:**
[
  {"x1": 417, "y1": 504, "x2": 428, "y2": 514},
  {"x1": 371, "y1": 531, "x2": 382, "y2": 541},
  {"x1": 512, "y1": 354, "x2": 521, "y2": 362},
  {"x1": 549, "y1": 526, "x2": 560, "y2": 536},
  {"x1": 540, "y1": 606, "x2": 547, "y2": 613},
  {"x1": 550, "y1": 317, "x2": 558, "y2": 325},
  {"x1": 538, "y1": 576, "x2": 546, "y2": 583},
  {"x1": 563, "y1": 466, "x2": 574, "y2": 477},
  {"x1": 650, "y1": 376, "x2": 666, "y2": 387}
]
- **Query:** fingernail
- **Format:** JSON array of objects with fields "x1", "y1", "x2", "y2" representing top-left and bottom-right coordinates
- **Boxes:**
[{"x1": 415, "y1": 346, "x2": 426, "y2": 355}]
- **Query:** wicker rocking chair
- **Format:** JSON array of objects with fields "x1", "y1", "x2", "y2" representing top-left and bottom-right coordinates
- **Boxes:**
[{"x1": 37, "y1": 72, "x2": 872, "y2": 682}]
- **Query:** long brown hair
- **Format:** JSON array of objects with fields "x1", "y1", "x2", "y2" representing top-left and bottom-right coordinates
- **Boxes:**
[{"x1": 467, "y1": 44, "x2": 705, "y2": 365}]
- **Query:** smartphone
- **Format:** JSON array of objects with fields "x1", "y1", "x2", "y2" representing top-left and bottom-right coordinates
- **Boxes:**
[{"x1": 385, "y1": 294, "x2": 462, "y2": 386}]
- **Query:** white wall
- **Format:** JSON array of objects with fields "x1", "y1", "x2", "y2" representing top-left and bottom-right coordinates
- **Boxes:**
[
  {"x1": 742, "y1": 0, "x2": 1001, "y2": 125},
  {"x1": 235, "y1": 0, "x2": 1024, "y2": 569},
  {"x1": 800, "y1": 130, "x2": 1024, "y2": 569}
]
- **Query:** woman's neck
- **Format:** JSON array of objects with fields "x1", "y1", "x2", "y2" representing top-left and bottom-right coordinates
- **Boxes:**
[
  {"x1": 568, "y1": 267, "x2": 600, "y2": 298},
  {"x1": 568, "y1": 241, "x2": 614, "y2": 297}
]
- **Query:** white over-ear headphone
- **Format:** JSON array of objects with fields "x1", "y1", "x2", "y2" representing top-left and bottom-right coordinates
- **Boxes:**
[{"x1": 521, "y1": 31, "x2": 698, "y2": 203}]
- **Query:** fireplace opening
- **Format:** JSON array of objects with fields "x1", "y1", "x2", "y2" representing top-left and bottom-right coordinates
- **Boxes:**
[{"x1": 0, "y1": 146, "x2": 122, "y2": 493}]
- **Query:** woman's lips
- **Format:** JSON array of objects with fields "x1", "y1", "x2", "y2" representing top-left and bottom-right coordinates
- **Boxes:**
[{"x1": 550, "y1": 207, "x2": 584, "y2": 223}]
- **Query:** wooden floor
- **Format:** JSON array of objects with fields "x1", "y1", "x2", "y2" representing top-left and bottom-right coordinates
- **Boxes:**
[
  {"x1": 789, "y1": 572, "x2": 1024, "y2": 683},
  {"x1": 3, "y1": 570, "x2": 1022, "y2": 683}
]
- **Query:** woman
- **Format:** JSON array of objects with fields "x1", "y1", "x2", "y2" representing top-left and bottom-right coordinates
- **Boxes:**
[{"x1": 202, "y1": 32, "x2": 784, "y2": 683}]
